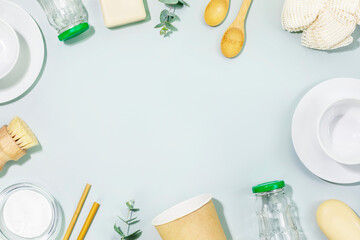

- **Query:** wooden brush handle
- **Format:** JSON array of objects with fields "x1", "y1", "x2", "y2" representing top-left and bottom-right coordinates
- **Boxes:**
[{"x1": 0, "y1": 125, "x2": 26, "y2": 171}]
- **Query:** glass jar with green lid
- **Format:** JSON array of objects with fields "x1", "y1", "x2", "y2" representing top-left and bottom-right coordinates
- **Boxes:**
[
  {"x1": 252, "y1": 180, "x2": 299, "y2": 240},
  {"x1": 37, "y1": 0, "x2": 89, "y2": 41}
]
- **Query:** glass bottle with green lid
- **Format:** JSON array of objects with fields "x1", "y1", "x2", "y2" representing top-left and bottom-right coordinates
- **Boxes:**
[
  {"x1": 37, "y1": 0, "x2": 89, "y2": 41},
  {"x1": 252, "y1": 180, "x2": 299, "y2": 240}
]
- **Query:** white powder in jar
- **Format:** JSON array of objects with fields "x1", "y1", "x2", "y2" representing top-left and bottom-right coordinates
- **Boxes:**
[{"x1": 3, "y1": 190, "x2": 53, "y2": 238}]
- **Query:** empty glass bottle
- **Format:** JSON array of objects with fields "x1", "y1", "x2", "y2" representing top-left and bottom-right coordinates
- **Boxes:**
[
  {"x1": 252, "y1": 180, "x2": 299, "y2": 240},
  {"x1": 37, "y1": 0, "x2": 89, "y2": 41}
]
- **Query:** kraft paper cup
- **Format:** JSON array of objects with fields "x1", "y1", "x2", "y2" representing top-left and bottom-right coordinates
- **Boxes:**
[{"x1": 152, "y1": 194, "x2": 227, "y2": 240}]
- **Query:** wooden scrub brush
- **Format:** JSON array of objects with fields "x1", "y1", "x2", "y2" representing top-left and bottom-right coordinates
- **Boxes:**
[{"x1": 0, "y1": 116, "x2": 38, "y2": 171}]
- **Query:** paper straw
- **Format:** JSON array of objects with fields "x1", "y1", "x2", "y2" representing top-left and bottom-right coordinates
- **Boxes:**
[
  {"x1": 63, "y1": 184, "x2": 91, "y2": 240},
  {"x1": 77, "y1": 202, "x2": 100, "y2": 240}
]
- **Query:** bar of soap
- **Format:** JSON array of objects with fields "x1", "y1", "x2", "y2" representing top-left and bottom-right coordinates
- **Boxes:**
[
  {"x1": 99, "y1": 0, "x2": 146, "y2": 28},
  {"x1": 317, "y1": 199, "x2": 360, "y2": 240}
]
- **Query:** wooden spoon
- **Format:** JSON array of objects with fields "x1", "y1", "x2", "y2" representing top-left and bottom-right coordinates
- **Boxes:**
[
  {"x1": 204, "y1": 0, "x2": 229, "y2": 27},
  {"x1": 221, "y1": 0, "x2": 252, "y2": 58}
]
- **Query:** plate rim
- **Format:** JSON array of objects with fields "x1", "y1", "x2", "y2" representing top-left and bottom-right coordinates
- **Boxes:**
[
  {"x1": 291, "y1": 77, "x2": 360, "y2": 184},
  {"x1": 0, "y1": 0, "x2": 45, "y2": 104}
]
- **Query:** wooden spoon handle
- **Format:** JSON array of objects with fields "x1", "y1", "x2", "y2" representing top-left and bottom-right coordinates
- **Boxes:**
[{"x1": 234, "y1": 0, "x2": 253, "y2": 25}]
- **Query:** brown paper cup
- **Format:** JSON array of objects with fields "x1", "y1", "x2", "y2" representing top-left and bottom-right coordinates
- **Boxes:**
[{"x1": 152, "y1": 194, "x2": 227, "y2": 240}]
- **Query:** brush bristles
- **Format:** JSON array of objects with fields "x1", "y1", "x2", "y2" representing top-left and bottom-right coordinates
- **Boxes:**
[{"x1": 7, "y1": 117, "x2": 39, "y2": 150}]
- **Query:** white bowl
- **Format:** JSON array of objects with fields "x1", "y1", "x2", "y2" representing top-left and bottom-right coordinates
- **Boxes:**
[
  {"x1": 0, "y1": 18, "x2": 19, "y2": 79},
  {"x1": 318, "y1": 99, "x2": 360, "y2": 165}
]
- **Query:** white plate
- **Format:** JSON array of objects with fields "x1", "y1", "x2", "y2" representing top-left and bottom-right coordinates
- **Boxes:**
[
  {"x1": 0, "y1": 18, "x2": 20, "y2": 79},
  {"x1": 0, "y1": 0, "x2": 44, "y2": 104},
  {"x1": 292, "y1": 78, "x2": 360, "y2": 184}
]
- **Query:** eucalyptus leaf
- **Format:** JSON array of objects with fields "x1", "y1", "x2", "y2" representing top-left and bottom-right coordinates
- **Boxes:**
[
  {"x1": 172, "y1": 2, "x2": 185, "y2": 8},
  {"x1": 155, "y1": 23, "x2": 164, "y2": 28},
  {"x1": 164, "y1": 31, "x2": 173, "y2": 37},
  {"x1": 160, "y1": 27, "x2": 168, "y2": 35},
  {"x1": 118, "y1": 216, "x2": 127, "y2": 224},
  {"x1": 167, "y1": 12, "x2": 176, "y2": 17},
  {"x1": 126, "y1": 201, "x2": 134, "y2": 210},
  {"x1": 170, "y1": 13, "x2": 180, "y2": 20},
  {"x1": 126, "y1": 217, "x2": 137, "y2": 223},
  {"x1": 168, "y1": 16, "x2": 177, "y2": 23},
  {"x1": 165, "y1": 22, "x2": 177, "y2": 31},
  {"x1": 167, "y1": 15, "x2": 175, "y2": 22},
  {"x1": 160, "y1": 9, "x2": 169, "y2": 23},
  {"x1": 114, "y1": 225, "x2": 125, "y2": 237},
  {"x1": 178, "y1": 0, "x2": 189, "y2": 6},
  {"x1": 124, "y1": 230, "x2": 142, "y2": 240},
  {"x1": 128, "y1": 220, "x2": 140, "y2": 225},
  {"x1": 159, "y1": 0, "x2": 179, "y2": 5}
]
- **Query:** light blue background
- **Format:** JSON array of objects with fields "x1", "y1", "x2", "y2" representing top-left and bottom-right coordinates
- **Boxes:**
[{"x1": 2, "y1": 0, "x2": 360, "y2": 239}]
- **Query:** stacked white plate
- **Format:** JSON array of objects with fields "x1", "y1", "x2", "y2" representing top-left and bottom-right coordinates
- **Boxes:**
[
  {"x1": 0, "y1": 0, "x2": 44, "y2": 103},
  {"x1": 292, "y1": 78, "x2": 360, "y2": 184}
]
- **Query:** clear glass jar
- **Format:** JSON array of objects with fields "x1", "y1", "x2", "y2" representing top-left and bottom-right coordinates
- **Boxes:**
[
  {"x1": 37, "y1": 0, "x2": 89, "y2": 41},
  {"x1": 252, "y1": 180, "x2": 299, "y2": 240},
  {"x1": 0, "y1": 182, "x2": 62, "y2": 240}
]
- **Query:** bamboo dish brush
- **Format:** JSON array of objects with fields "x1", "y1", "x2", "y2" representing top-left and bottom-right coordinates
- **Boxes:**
[{"x1": 0, "y1": 117, "x2": 38, "y2": 171}]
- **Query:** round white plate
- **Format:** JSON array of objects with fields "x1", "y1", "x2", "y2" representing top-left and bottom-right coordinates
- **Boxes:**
[
  {"x1": 0, "y1": 18, "x2": 20, "y2": 79},
  {"x1": 0, "y1": 0, "x2": 44, "y2": 103},
  {"x1": 292, "y1": 78, "x2": 360, "y2": 184}
]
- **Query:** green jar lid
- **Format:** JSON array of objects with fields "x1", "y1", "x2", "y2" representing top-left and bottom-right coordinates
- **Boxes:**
[
  {"x1": 58, "y1": 22, "x2": 89, "y2": 41},
  {"x1": 252, "y1": 180, "x2": 285, "y2": 193}
]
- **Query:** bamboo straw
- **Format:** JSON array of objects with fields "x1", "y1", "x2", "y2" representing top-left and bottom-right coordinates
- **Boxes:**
[
  {"x1": 63, "y1": 184, "x2": 91, "y2": 240},
  {"x1": 77, "y1": 202, "x2": 100, "y2": 240}
]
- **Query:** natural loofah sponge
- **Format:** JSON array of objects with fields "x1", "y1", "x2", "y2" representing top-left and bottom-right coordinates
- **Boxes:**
[
  {"x1": 282, "y1": 0, "x2": 360, "y2": 50},
  {"x1": 282, "y1": 0, "x2": 325, "y2": 32},
  {"x1": 302, "y1": 4, "x2": 357, "y2": 50},
  {"x1": 329, "y1": 0, "x2": 359, "y2": 15}
]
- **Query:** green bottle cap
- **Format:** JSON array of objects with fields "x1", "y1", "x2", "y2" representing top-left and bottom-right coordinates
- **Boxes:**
[
  {"x1": 58, "y1": 22, "x2": 89, "y2": 41},
  {"x1": 252, "y1": 180, "x2": 285, "y2": 193}
]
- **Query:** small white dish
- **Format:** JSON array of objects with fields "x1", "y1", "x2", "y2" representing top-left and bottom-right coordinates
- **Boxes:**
[
  {"x1": 318, "y1": 99, "x2": 360, "y2": 165},
  {"x1": 0, "y1": 18, "x2": 19, "y2": 79},
  {"x1": 292, "y1": 78, "x2": 360, "y2": 184},
  {"x1": 0, "y1": 0, "x2": 45, "y2": 104}
]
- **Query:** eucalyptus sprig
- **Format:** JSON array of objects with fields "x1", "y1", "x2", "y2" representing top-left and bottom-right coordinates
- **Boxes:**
[
  {"x1": 155, "y1": 0, "x2": 189, "y2": 37},
  {"x1": 114, "y1": 200, "x2": 142, "y2": 240}
]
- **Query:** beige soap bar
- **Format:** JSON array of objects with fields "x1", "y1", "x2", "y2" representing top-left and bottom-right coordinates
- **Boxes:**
[
  {"x1": 99, "y1": 0, "x2": 146, "y2": 28},
  {"x1": 317, "y1": 199, "x2": 360, "y2": 240}
]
